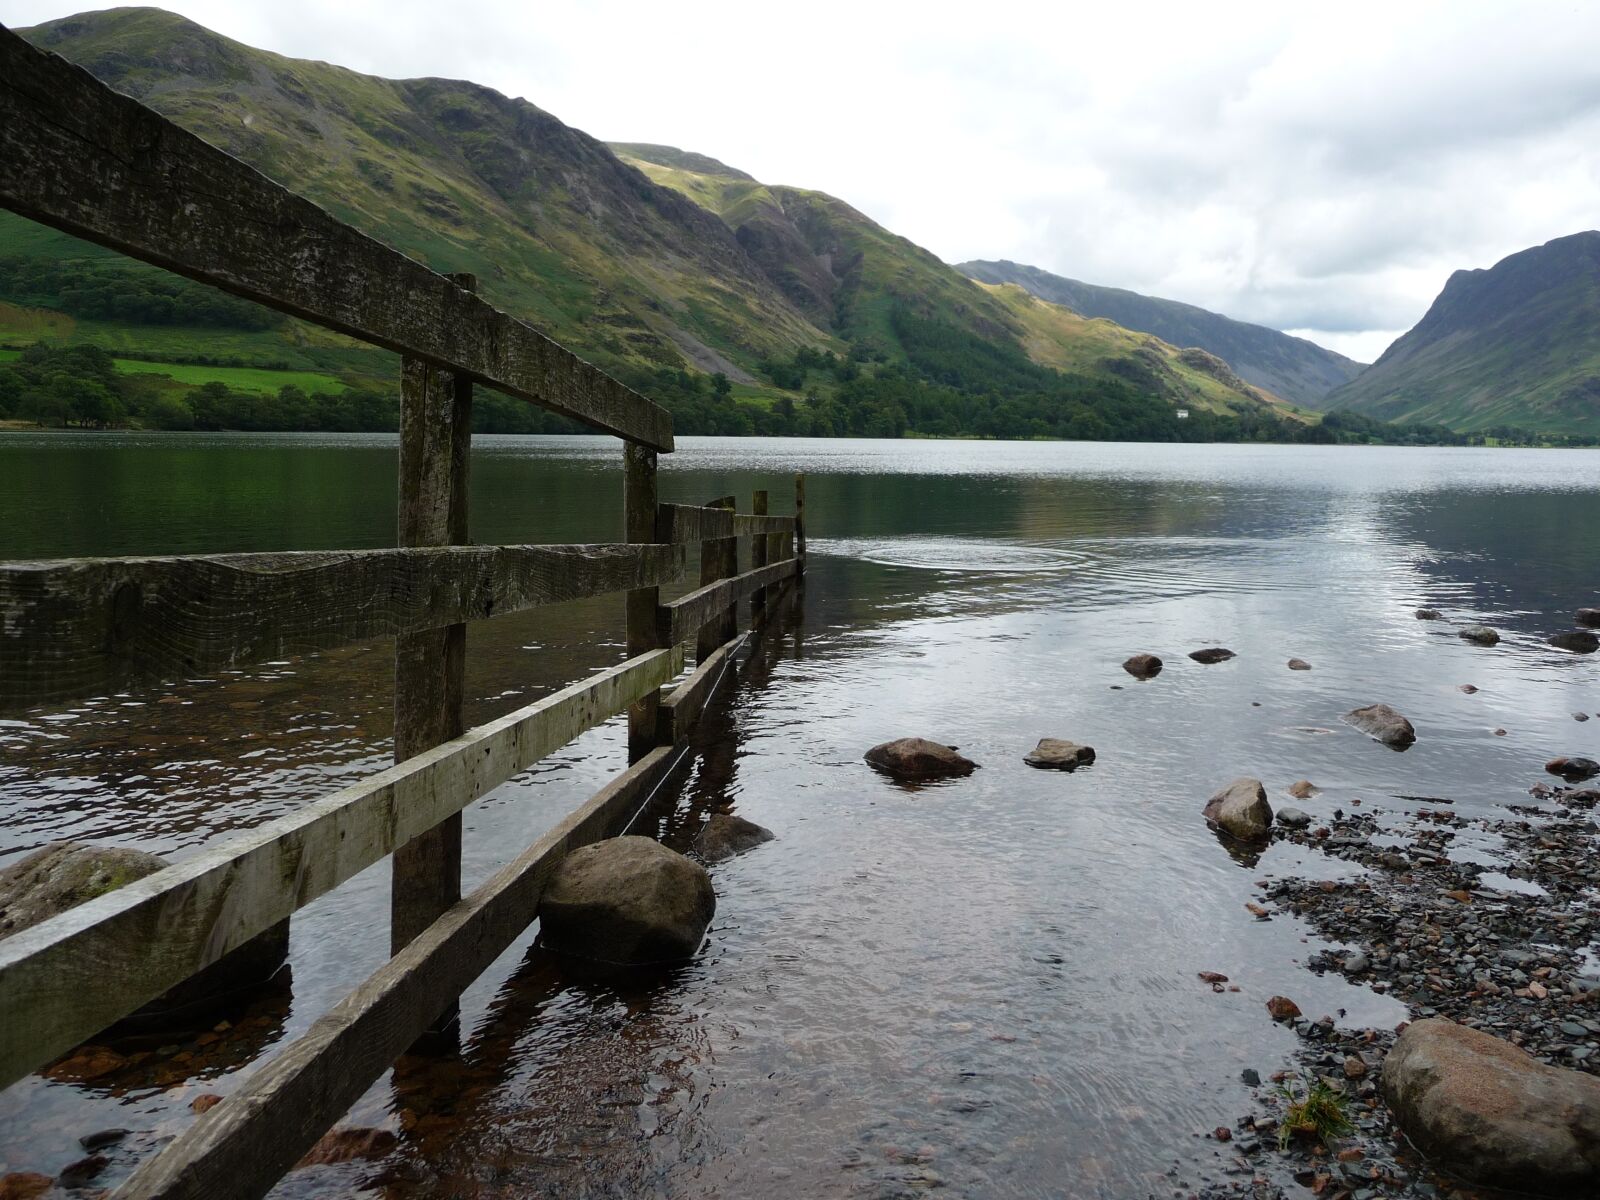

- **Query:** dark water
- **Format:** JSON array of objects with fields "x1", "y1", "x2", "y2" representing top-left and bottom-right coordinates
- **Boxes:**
[{"x1": 1, "y1": 434, "x2": 1598, "y2": 1197}]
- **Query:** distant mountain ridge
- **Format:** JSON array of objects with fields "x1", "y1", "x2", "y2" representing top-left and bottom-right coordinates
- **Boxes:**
[
  {"x1": 1323, "y1": 232, "x2": 1600, "y2": 436},
  {"x1": 958, "y1": 260, "x2": 1364, "y2": 406}
]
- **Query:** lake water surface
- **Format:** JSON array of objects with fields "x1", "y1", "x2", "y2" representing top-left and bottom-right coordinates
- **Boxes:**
[{"x1": 1, "y1": 434, "x2": 1597, "y2": 1197}]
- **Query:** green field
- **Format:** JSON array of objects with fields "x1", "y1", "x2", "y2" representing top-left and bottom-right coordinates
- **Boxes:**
[{"x1": 110, "y1": 359, "x2": 348, "y2": 394}]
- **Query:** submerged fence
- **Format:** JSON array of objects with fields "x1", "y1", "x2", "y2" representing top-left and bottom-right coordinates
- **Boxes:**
[{"x1": 0, "y1": 24, "x2": 804, "y2": 1199}]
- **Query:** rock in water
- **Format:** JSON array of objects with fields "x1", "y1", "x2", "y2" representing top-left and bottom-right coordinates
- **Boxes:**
[
  {"x1": 864, "y1": 737, "x2": 978, "y2": 781},
  {"x1": 1415, "y1": 608, "x2": 1443, "y2": 620},
  {"x1": 693, "y1": 814, "x2": 774, "y2": 864},
  {"x1": 0, "y1": 842, "x2": 287, "y2": 1020},
  {"x1": 1346, "y1": 703, "x2": 1417, "y2": 749},
  {"x1": 1287, "y1": 779, "x2": 1320, "y2": 799},
  {"x1": 1122, "y1": 653, "x2": 1163, "y2": 679},
  {"x1": 1265, "y1": 995, "x2": 1301, "y2": 1021},
  {"x1": 1549, "y1": 629, "x2": 1600, "y2": 654},
  {"x1": 1023, "y1": 739, "x2": 1096, "y2": 771},
  {"x1": 1203, "y1": 778, "x2": 1274, "y2": 842},
  {"x1": 1276, "y1": 807, "x2": 1312, "y2": 829},
  {"x1": 1459, "y1": 625, "x2": 1500, "y2": 646},
  {"x1": 1286, "y1": 658, "x2": 1312, "y2": 671},
  {"x1": 1545, "y1": 757, "x2": 1600, "y2": 783},
  {"x1": 540, "y1": 837, "x2": 715, "y2": 965},
  {"x1": 1382, "y1": 1017, "x2": 1600, "y2": 1195},
  {"x1": 1576, "y1": 607, "x2": 1600, "y2": 628},
  {"x1": 1188, "y1": 647, "x2": 1236, "y2": 664}
]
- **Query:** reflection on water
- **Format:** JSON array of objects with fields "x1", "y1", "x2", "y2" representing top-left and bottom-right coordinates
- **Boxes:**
[{"x1": 1, "y1": 435, "x2": 1598, "y2": 1196}]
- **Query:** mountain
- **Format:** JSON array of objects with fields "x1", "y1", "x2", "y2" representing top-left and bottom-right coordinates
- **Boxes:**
[
  {"x1": 1322, "y1": 232, "x2": 1600, "y2": 436},
  {"x1": 958, "y1": 260, "x2": 1364, "y2": 407}
]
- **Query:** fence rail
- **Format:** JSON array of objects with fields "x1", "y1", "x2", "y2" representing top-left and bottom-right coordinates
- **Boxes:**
[{"x1": 0, "y1": 22, "x2": 812, "y2": 1200}]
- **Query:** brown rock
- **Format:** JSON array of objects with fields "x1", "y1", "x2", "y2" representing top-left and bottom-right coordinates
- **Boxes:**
[
  {"x1": 1286, "y1": 658, "x2": 1312, "y2": 671},
  {"x1": 1346, "y1": 703, "x2": 1416, "y2": 749},
  {"x1": 192, "y1": 1093, "x2": 223, "y2": 1114},
  {"x1": 1266, "y1": 996, "x2": 1301, "y2": 1022},
  {"x1": 1022, "y1": 739, "x2": 1096, "y2": 771},
  {"x1": 539, "y1": 836, "x2": 715, "y2": 965},
  {"x1": 1546, "y1": 757, "x2": 1600, "y2": 783},
  {"x1": 1343, "y1": 1055, "x2": 1368, "y2": 1079},
  {"x1": 57, "y1": 1155, "x2": 108, "y2": 1189},
  {"x1": 1203, "y1": 778, "x2": 1273, "y2": 842},
  {"x1": 1197, "y1": 971, "x2": 1229, "y2": 984},
  {"x1": 1188, "y1": 647, "x2": 1236, "y2": 664},
  {"x1": 43, "y1": 1045, "x2": 126, "y2": 1083},
  {"x1": 1415, "y1": 608, "x2": 1443, "y2": 620},
  {"x1": 1459, "y1": 625, "x2": 1500, "y2": 646},
  {"x1": 0, "y1": 1174, "x2": 53, "y2": 1200},
  {"x1": 692, "y1": 814, "x2": 775, "y2": 864},
  {"x1": 296, "y1": 1127, "x2": 398, "y2": 1167},
  {"x1": 1382, "y1": 1017, "x2": 1600, "y2": 1195},
  {"x1": 1213, "y1": 1126, "x2": 1232, "y2": 1142},
  {"x1": 864, "y1": 737, "x2": 978, "y2": 781},
  {"x1": 1122, "y1": 653, "x2": 1163, "y2": 679},
  {"x1": 1288, "y1": 779, "x2": 1320, "y2": 799}
]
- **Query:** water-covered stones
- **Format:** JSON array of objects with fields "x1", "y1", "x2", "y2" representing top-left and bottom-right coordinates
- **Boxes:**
[
  {"x1": 1576, "y1": 607, "x2": 1600, "y2": 628},
  {"x1": 1383, "y1": 1017, "x2": 1600, "y2": 1195},
  {"x1": 692, "y1": 814, "x2": 774, "y2": 864},
  {"x1": 1415, "y1": 608, "x2": 1443, "y2": 620},
  {"x1": 1545, "y1": 756, "x2": 1600, "y2": 782},
  {"x1": 1122, "y1": 653, "x2": 1163, "y2": 679},
  {"x1": 1286, "y1": 658, "x2": 1312, "y2": 670},
  {"x1": 1023, "y1": 739, "x2": 1096, "y2": 770},
  {"x1": 1203, "y1": 778, "x2": 1273, "y2": 842},
  {"x1": 865, "y1": 737, "x2": 978, "y2": 781},
  {"x1": 1549, "y1": 629, "x2": 1599, "y2": 654},
  {"x1": 1346, "y1": 703, "x2": 1417, "y2": 749},
  {"x1": 1459, "y1": 625, "x2": 1501, "y2": 646},
  {"x1": 539, "y1": 837, "x2": 715, "y2": 965},
  {"x1": 1188, "y1": 647, "x2": 1236, "y2": 664}
]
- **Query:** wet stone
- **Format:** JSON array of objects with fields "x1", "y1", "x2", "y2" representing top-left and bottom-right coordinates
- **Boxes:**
[
  {"x1": 1287, "y1": 658, "x2": 1312, "y2": 670},
  {"x1": 1458, "y1": 625, "x2": 1500, "y2": 646},
  {"x1": 1277, "y1": 807, "x2": 1312, "y2": 829},
  {"x1": 1122, "y1": 652, "x2": 1163, "y2": 679},
  {"x1": 1189, "y1": 647, "x2": 1236, "y2": 664},
  {"x1": 692, "y1": 814, "x2": 774, "y2": 864},
  {"x1": 1023, "y1": 739, "x2": 1096, "y2": 771},
  {"x1": 1203, "y1": 778, "x2": 1274, "y2": 842},
  {"x1": 1415, "y1": 608, "x2": 1443, "y2": 620},
  {"x1": 1549, "y1": 629, "x2": 1600, "y2": 654},
  {"x1": 539, "y1": 836, "x2": 715, "y2": 966},
  {"x1": 1346, "y1": 703, "x2": 1416, "y2": 749},
  {"x1": 864, "y1": 737, "x2": 978, "y2": 781}
]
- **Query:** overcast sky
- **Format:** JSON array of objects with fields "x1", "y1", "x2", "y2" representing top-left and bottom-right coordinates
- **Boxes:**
[{"x1": 7, "y1": 0, "x2": 1600, "y2": 362}]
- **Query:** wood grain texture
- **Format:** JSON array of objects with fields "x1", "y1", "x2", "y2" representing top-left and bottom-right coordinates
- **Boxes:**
[
  {"x1": 0, "y1": 544, "x2": 684, "y2": 711},
  {"x1": 111, "y1": 745, "x2": 680, "y2": 1200},
  {"x1": 659, "y1": 633, "x2": 747, "y2": 744},
  {"x1": 750, "y1": 491, "x2": 770, "y2": 618},
  {"x1": 732, "y1": 514, "x2": 795, "y2": 536},
  {"x1": 623, "y1": 445, "x2": 662, "y2": 762},
  {"x1": 658, "y1": 558, "x2": 796, "y2": 646},
  {"x1": 694, "y1": 496, "x2": 737, "y2": 663},
  {"x1": 0, "y1": 27, "x2": 671, "y2": 450},
  {"x1": 0, "y1": 645, "x2": 683, "y2": 1089},
  {"x1": 655, "y1": 504, "x2": 735, "y2": 543}
]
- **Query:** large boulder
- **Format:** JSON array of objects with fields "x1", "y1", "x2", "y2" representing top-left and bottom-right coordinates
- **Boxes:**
[
  {"x1": 1459, "y1": 625, "x2": 1501, "y2": 646},
  {"x1": 1383, "y1": 1017, "x2": 1600, "y2": 1195},
  {"x1": 1550, "y1": 630, "x2": 1600, "y2": 654},
  {"x1": 539, "y1": 837, "x2": 714, "y2": 965},
  {"x1": 1202, "y1": 778, "x2": 1273, "y2": 842},
  {"x1": 1023, "y1": 739, "x2": 1095, "y2": 771},
  {"x1": 864, "y1": 737, "x2": 978, "y2": 781},
  {"x1": 1122, "y1": 653, "x2": 1163, "y2": 679},
  {"x1": 692, "y1": 814, "x2": 774, "y2": 864},
  {"x1": 0, "y1": 842, "x2": 288, "y2": 1023},
  {"x1": 1346, "y1": 703, "x2": 1417, "y2": 749}
]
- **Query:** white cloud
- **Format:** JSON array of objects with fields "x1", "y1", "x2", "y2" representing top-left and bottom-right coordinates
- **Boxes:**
[{"x1": 4, "y1": 0, "x2": 1598, "y2": 359}]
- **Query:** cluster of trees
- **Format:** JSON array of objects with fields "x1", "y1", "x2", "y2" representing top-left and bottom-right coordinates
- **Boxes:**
[{"x1": 0, "y1": 257, "x2": 282, "y2": 330}]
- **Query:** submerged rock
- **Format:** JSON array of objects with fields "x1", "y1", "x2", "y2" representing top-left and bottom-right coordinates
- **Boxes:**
[
  {"x1": 1346, "y1": 703, "x2": 1417, "y2": 749},
  {"x1": 1459, "y1": 625, "x2": 1501, "y2": 646},
  {"x1": 1122, "y1": 653, "x2": 1163, "y2": 679},
  {"x1": 539, "y1": 837, "x2": 715, "y2": 965},
  {"x1": 1287, "y1": 779, "x2": 1320, "y2": 799},
  {"x1": 1415, "y1": 608, "x2": 1443, "y2": 620},
  {"x1": 693, "y1": 814, "x2": 774, "y2": 864},
  {"x1": 1576, "y1": 606, "x2": 1600, "y2": 628},
  {"x1": 1286, "y1": 658, "x2": 1312, "y2": 671},
  {"x1": 1459, "y1": 683, "x2": 1479, "y2": 693},
  {"x1": 1383, "y1": 1017, "x2": 1600, "y2": 1195},
  {"x1": 865, "y1": 737, "x2": 978, "y2": 781},
  {"x1": 1203, "y1": 778, "x2": 1273, "y2": 842},
  {"x1": 1549, "y1": 629, "x2": 1600, "y2": 654},
  {"x1": 1188, "y1": 647, "x2": 1236, "y2": 664},
  {"x1": 1023, "y1": 739, "x2": 1096, "y2": 771},
  {"x1": 1545, "y1": 756, "x2": 1600, "y2": 783}
]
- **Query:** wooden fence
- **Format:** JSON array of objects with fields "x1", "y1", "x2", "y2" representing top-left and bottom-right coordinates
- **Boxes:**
[{"x1": 0, "y1": 24, "x2": 807, "y2": 1200}]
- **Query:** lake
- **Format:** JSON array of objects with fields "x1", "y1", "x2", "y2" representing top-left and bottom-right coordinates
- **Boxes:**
[{"x1": 1, "y1": 433, "x2": 1597, "y2": 1197}]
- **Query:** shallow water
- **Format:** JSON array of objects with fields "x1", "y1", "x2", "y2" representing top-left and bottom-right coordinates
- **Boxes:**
[{"x1": 1, "y1": 434, "x2": 1598, "y2": 1197}]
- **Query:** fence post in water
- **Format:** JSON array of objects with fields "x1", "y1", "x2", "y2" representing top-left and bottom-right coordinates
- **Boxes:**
[
  {"x1": 751, "y1": 489, "x2": 770, "y2": 619},
  {"x1": 794, "y1": 473, "x2": 806, "y2": 575},
  {"x1": 390, "y1": 272, "x2": 476, "y2": 959},
  {"x1": 625, "y1": 443, "x2": 662, "y2": 762},
  {"x1": 697, "y1": 495, "x2": 737, "y2": 663}
]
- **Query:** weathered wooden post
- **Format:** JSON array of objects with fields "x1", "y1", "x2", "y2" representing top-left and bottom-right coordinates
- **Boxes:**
[
  {"x1": 751, "y1": 489, "x2": 769, "y2": 619},
  {"x1": 697, "y1": 495, "x2": 737, "y2": 663},
  {"x1": 794, "y1": 473, "x2": 807, "y2": 574},
  {"x1": 624, "y1": 443, "x2": 661, "y2": 762},
  {"x1": 390, "y1": 273, "x2": 474, "y2": 958}
]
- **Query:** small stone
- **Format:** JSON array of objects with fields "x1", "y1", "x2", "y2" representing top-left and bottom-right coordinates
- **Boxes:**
[
  {"x1": 1241, "y1": 1068, "x2": 1261, "y2": 1087},
  {"x1": 1559, "y1": 1021, "x2": 1589, "y2": 1038},
  {"x1": 1345, "y1": 951, "x2": 1370, "y2": 973},
  {"x1": 1343, "y1": 1055, "x2": 1367, "y2": 1079},
  {"x1": 864, "y1": 737, "x2": 978, "y2": 781},
  {"x1": 78, "y1": 1129, "x2": 128, "y2": 1151},
  {"x1": 1023, "y1": 739, "x2": 1095, "y2": 771},
  {"x1": 1203, "y1": 778, "x2": 1274, "y2": 842},
  {"x1": 1576, "y1": 712, "x2": 1591, "y2": 722},
  {"x1": 1576, "y1": 607, "x2": 1600, "y2": 628},
  {"x1": 1549, "y1": 629, "x2": 1600, "y2": 654},
  {"x1": 1122, "y1": 653, "x2": 1163, "y2": 679},
  {"x1": 1276, "y1": 807, "x2": 1312, "y2": 829},
  {"x1": 1189, "y1": 647, "x2": 1236, "y2": 664},
  {"x1": 1287, "y1": 779, "x2": 1320, "y2": 799},
  {"x1": 1266, "y1": 996, "x2": 1301, "y2": 1022},
  {"x1": 1458, "y1": 683, "x2": 1479, "y2": 693},
  {"x1": 1198, "y1": 971, "x2": 1229, "y2": 984},
  {"x1": 1287, "y1": 658, "x2": 1312, "y2": 671},
  {"x1": 1346, "y1": 703, "x2": 1416, "y2": 749},
  {"x1": 191, "y1": 1094, "x2": 223, "y2": 1113},
  {"x1": 1213, "y1": 1126, "x2": 1232, "y2": 1142},
  {"x1": 1494, "y1": 727, "x2": 1508, "y2": 736},
  {"x1": 1458, "y1": 625, "x2": 1500, "y2": 646},
  {"x1": 1415, "y1": 608, "x2": 1443, "y2": 620}
]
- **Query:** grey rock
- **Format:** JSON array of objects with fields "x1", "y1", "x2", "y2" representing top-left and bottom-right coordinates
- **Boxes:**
[
  {"x1": 692, "y1": 814, "x2": 774, "y2": 864},
  {"x1": 1188, "y1": 647, "x2": 1236, "y2": 664},
  {"x1": 1549, "y1": 630, "x2": 1600, "y2": 654},
  {"x1": 1023, "y1": 738, "x2": 1096, "y2": 771},
  {"x1": 1203, "y1": 778, "x2": 1274, "y2": 842},
  {"x1": 1287, "y1": 658, "x2": 1312, "y2": 670},
  {"x1": 1346, "y1": 703, "x2": 1417, "y2": 749},
  {"x1": 1416, "y1": 608, "x2": 1443, "y2": 620},
  {"x1": 865, "y1": 737, "x2": 978, "y2": 781},
  {"x1": 1384, "y1": 1017, "x2": 1600, "y2": 1195},
  {"x1": 1345, "y1": 951, "x2": 1370, "y2": 974},
  {"x1": 539, "y1": 836, "x2": 715, "y2": 965},
  {"x1": 1276, "y1": 806, "x2": 1312, "y2": 829},
  {"x1": 1122, "y1": 653, "x2": 1163, "y2": 679},
  {"x1": 1459, "y1": 625, "x2": 1501, "y2": 646},
  {"x1": 1546, "y1": 757, "x2": 1600, "y2": 783},
  {"x1": 1576, "y1": 607, "x2": 1600, "y2": 628}
]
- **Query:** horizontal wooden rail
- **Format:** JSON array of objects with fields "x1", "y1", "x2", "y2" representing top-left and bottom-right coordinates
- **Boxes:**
[
  {"x1": 0, "y1": 645, "x2": 683, "y2": 1089},
  {"x1": 0, "y1": 544, "x2": 685, "y2": 710},
  {"x1": 658, "y1": 632, "x2": 747, "y2": 744},
  {"x1": 658, "y1": 558, "x2": 796, "y2": 646},
  {"x1": 734, "y1": 514, "x2": 796, "y2": 536},
  {"x1": 655, "y1": 503, "x2": 735, "y2": 543},
  {"x1": 0, "y1": 27, "x2": 672, "y2": 450},
  {"x1": 112, "y1": 744, "x2": 681, "y2": 1200}
]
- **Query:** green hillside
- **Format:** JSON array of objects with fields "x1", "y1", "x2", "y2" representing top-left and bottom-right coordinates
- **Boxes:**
[{"x1": 1324, "y1": 232, "x2": 1600, "y2": 435}]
